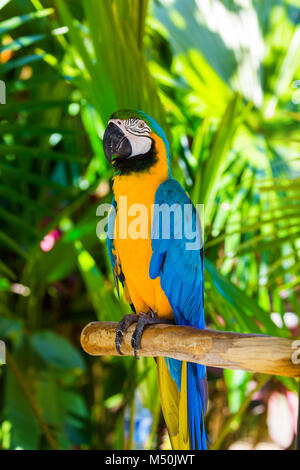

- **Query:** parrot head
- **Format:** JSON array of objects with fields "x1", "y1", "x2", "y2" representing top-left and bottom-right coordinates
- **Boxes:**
[{"x1": 103, "y1": 109, "x2": 170, "y2": 175}]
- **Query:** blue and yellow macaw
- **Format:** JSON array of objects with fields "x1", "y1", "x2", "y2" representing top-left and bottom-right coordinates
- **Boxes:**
[{"x1": 103, "y1": 109, "x2": 207, "y2": 450}]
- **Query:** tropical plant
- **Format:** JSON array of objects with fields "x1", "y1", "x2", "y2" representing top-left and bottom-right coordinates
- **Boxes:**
[{"x1": 0, "y1": 0, "x2": 299, "y2": 450}]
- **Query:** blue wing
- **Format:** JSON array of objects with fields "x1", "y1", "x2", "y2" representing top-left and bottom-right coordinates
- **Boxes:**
[
  {"x1": 150, "y1": 179, "x2": 204, "y2": 329},
  {"x1": 150, "y1": 179, "x2": 207, "y2": 449},
  {"x1": 107, "y1": 197, "x2": 135, "y2": 311}
]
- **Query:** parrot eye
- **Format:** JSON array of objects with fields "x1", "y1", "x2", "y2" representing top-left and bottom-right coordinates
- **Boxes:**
[{"x1": 124, "y1": 118, "x2": 151, "y2": 136}]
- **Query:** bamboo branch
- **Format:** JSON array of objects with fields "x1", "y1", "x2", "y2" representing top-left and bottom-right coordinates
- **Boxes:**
[{"x1": 81, "y1": 322, "x2": 300, "y2": 378}]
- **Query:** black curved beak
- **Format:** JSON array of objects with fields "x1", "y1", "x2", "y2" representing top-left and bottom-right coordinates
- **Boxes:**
[{"x1": 103, "y1": 122, "x2": 132, "y2": 163}]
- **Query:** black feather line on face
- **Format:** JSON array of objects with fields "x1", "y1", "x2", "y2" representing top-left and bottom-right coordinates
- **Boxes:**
[{"x1": 112, "y1": 140, "x2": 157, "y2": 175}]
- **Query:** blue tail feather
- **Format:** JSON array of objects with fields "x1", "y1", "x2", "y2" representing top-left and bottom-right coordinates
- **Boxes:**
[
  {"x1": 166, "y1": 357, "x2": 207, "y2": 449},
  {"x1": 187, "y1": 362, "x2": 207, "y2": 450}
]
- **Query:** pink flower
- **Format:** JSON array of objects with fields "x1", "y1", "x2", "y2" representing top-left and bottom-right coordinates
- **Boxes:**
[
  {"x1": 267, "y1": 390, "x2": 298, "y2": 448},
  {"x1": 40, "y1": 229, "x2": 61, "y2": 252}
]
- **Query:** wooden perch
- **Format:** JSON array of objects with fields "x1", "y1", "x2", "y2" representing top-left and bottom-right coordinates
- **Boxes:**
[{"x1": 81, "y1": 322, "x2": 300, "y2": 378}]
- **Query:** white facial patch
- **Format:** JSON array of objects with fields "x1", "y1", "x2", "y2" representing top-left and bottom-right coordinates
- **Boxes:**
[
  {"x1": 108, "y1": 118, "x2": 152, "y2": 157},
  {"x1": 129, "y1": 134, "x2": 152, "y2": 156}
]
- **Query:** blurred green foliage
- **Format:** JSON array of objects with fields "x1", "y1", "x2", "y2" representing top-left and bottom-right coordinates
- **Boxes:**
[{"x1": 0, "y1": 0, "x2": 299, "y2": 450}]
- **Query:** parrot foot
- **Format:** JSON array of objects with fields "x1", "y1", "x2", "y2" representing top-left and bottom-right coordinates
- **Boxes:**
[
  {"x1": 131, "y1": 311, "x2": 173, "y2": 359},
  {"x1": 115, "y1": 314, "x2": 140, "y2": 355}
]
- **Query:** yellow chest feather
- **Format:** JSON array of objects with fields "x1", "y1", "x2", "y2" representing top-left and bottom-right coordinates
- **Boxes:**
[{"x1": 111, "y1": 136, "x2": 172, "y2": 316}]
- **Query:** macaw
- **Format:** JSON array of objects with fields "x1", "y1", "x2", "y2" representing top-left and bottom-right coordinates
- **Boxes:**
[{"x1": 103, "y1": 109, "x2": 207, "y2": 450}]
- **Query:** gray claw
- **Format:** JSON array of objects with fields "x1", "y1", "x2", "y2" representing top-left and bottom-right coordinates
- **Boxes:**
[
  {"x1": 115, "y1": 330, "x2": 124, "y2": 355},
  {"x1": 114, "y1": 314, "x2": 139, "y2": 355}
]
